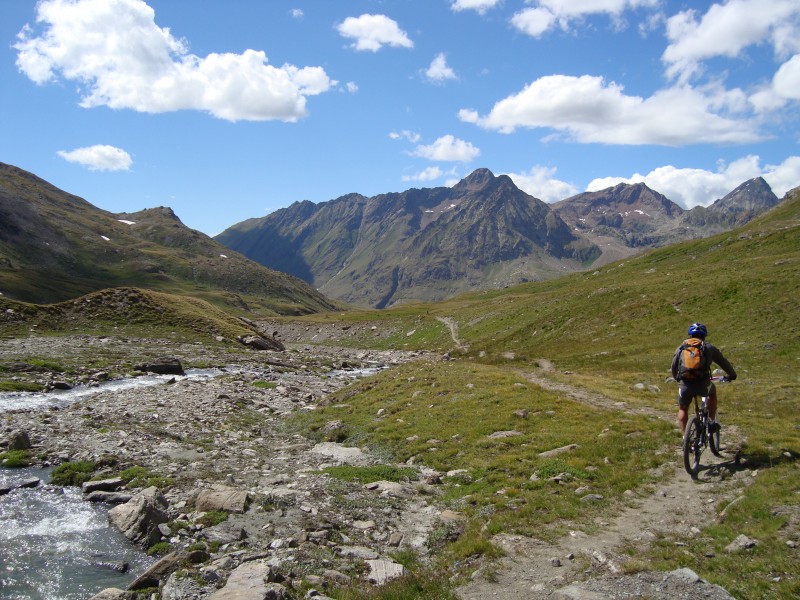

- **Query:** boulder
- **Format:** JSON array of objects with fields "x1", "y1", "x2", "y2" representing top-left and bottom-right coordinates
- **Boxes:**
[
  {"x1": 365, "y1": 559, "x2": 406, "y2": 585},
  {"x1": 195, "y1": 485, "x2": 249, "y2": 513},
  {"x1": 133, "y1": 357, "x2": 185, "y2": 375},
  {"x1": 82, "y1": 477, "x2": 124, "y2": 494},
  {"x1": 7, "y1": 430, "x2": 32, "y2": 451},
  {"x1": 209, "y1": 561, "x2": 285, "y2": 599},
  {"x1": 108, "y1": 486, "x2": 169, "y2": 545},
  {"x1": 237, "y1": 335, "x2": 285, "y2": 352},
  {"x1": 86, "y1": 491, "x2": 134, "y2": 504},
  {"x1": 87, "y1": 589, "x2": 131, "y2": 600},
  {"x1": 128, "y1": 551, "x2": 187, "y2": 591}
]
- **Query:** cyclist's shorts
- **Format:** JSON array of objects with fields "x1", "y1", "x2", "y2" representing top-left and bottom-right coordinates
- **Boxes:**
[{"x1": 677, "y1": 380, "x2": 714, "y2": 407}]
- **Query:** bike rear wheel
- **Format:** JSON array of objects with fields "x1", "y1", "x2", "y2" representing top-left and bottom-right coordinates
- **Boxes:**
[{"x1": 683, "y1": 416, "x2": 704, "y2": 478}]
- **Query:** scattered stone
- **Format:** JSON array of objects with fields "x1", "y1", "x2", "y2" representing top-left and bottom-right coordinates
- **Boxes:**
[
  {"x1": 725, "y1": 534, "x2": 758, "y2": 553},
  {"x1": 538, "y1": 444, "x2": 578, "y2": 458},
  {"x1": 365, "y1": 559, "x2": 406, "y2": 584},
  {"x1": 488, "y1": 430, "x2": 523, "y2": 439}
]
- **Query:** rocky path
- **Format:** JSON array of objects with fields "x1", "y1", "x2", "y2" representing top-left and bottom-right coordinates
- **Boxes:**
[{"x1": 456, "y1": 361, "x2": 752, "y2": 599}]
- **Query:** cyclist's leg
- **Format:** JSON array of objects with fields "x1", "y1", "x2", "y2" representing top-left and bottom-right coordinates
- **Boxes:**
[
  {"x1": 707, "y1": 382, "x2": 718, "y2": 421},
  {"x1": 677, "y1": 383, "x2": 692, "y2": 433}
]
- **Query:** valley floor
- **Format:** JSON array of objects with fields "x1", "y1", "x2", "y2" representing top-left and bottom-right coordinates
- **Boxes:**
[{"x1": 0, "y1": 333, "x2": 761, "y2": 599}]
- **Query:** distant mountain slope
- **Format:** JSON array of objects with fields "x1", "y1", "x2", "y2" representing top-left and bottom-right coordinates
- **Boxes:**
[
  {"x1": 552, "y1": 177, "x2": 780, "y2": 266},
  {"x1": 0, "y1": 162, "x2": 339, "y2": 314},
  {"x1": 217, "y1": 169, "x2": 601, "y2": 308}
]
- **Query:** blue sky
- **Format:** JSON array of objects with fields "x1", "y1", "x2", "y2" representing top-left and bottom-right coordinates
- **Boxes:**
[{"x1": 2, "y1": 0, "x2": 799, "y2": 236}]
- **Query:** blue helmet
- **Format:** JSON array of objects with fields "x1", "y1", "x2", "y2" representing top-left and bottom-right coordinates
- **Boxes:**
[{"x1": 688, "y1": 323, "x2": 707, "y2": 339}]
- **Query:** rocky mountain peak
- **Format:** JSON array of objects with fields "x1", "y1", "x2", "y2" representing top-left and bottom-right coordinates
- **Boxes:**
[
  {"x1": 452, "y1": 168, "x2": 497, "y2": 194},
  {"x1": 710, "y1": 177, "x2": 778, "y2": 214}
]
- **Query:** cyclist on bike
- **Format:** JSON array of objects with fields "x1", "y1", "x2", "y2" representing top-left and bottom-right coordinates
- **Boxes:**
[{"x1": 671, "y1": 323, "x2": 737, "y2": 435}]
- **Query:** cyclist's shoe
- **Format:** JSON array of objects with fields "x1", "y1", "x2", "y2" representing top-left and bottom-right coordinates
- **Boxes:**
[{"x1": 708, "y1": 422, "x2": 721, "y2": 434}]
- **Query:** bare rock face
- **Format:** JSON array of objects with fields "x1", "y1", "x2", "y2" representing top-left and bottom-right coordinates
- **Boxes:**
[{"x1": 108, "y1": 486, "x2": 169, "y2": 545}]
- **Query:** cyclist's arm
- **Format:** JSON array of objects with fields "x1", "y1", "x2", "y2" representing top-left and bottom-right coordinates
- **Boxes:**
[
  {"x1": 709, "y1": 345, "x2": 737, "y2": 380},
  {"x1": 670, "y1": 347, "x2": 681, "y2": 380}
]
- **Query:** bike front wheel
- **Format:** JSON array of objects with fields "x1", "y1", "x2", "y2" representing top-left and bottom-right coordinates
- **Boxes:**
[
  {"x1": 683, "y1": 416, "x2": 704, "y2": 478},
  {"x1": 709, "y1": 425, "x2": 721, "y2": 457}
]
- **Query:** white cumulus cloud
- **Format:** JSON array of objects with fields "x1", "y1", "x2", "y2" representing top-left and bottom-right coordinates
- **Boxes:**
[
  {"x1": 425, "y1": 53, "x2": 457, "y2": 82},
  {"x1": 459, "y1": 74, "x2": 762, "y2": 145},
  {"x1": 337, "y1": 14, "x2": 413, "y2": 52},
  {"x1": 663, "y1": 0, "x2": 800, "y2": 83},
  {"x1": 450, "y1": 0, "x2": 502, "y2": 15},
  {"x1": 412, "y1": 135, "x2": 480, "y2": 162},
  {"x1": 14, "y1": 0, "x2": 334, "y2": 122},
  {"x1": 402, "y1": 166, "x2": 444, "y2": 182},
  {"x1": 586, "y1": 155, "x2": 800, "y2": 208},
  {"x1": 57, "y1": 144, "x2": 133, "y2": 171},
  {"x1": 512, "y1": 0, "x2": 659, "y2": 38},
  {"x1": 505, "y1": 166, "x2": 579, "y2": 203},
  {"x1": 390, "y1": 130, "x2": 421, "y2": 143}
]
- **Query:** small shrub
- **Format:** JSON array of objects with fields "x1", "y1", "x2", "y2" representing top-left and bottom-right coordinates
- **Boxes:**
[
  {"x1": 51, "y1": 461, "x2": 97, "y2": 486},
  {"x1": 252, "y1": 380, "x2": 277, "y2": 389},
  {"x1": 147, "y1": 541, "x2": 172, "y2": 556},
  {"x1": 0, "y1": 450, "x2": 32, "y2": 468},
  {"x1": 196, "y1": 510, "x2": 228, "y2": 527},
  {"x1": 120, "y1": 465, "x2": 173, "y2": 490},
  {"x1": 323, "y1": 465, "x2": 418, "y2": 484}
]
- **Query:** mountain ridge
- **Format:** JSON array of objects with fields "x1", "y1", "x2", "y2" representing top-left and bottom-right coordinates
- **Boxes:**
[{"x1": 217, "y1": 170, "x2": 781, "y2": 307}]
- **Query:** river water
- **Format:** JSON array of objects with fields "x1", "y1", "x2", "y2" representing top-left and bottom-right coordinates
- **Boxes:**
[
  {"x1": 0, "y1": 467, "x2": 155, "y2": 599},
  {"x1": 0, "y1": 370, "x2": 221, "y2": 599}
]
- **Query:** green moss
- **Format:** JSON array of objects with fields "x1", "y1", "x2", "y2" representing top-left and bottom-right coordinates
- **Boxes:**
[
  {"x1": 51, "y1": 461, "x2": 97, "y2": 486},
  {"x1": 0, "y1": 450, "x2": 32, "y2": 468}
]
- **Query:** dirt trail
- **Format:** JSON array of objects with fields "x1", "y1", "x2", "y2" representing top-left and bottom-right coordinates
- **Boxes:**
[
  {"x1": 456, "y1": 361, "x2": 751, "y2": 600},
  {"x1": 436, "y1": 316, "x2": 469, "y2": 352}
]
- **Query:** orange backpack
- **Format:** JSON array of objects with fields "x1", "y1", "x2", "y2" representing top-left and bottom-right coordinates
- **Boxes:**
[{"x1": 678, "y1": 337, "x2": 709, "y2": 381}]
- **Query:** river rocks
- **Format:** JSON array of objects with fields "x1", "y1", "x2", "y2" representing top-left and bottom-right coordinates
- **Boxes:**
[
  {"x1": 87, "y1": 589, "x2": 130, "y2": 600},
  {"x1": 108, "y1": 486, "x2": 169, "y2": 545},
  {"x1": 1, "y1": 336, "x2": 439, "y2": 597},
  {"x1": 85, "y1": 490, "x2": 134, "y2": 504},
  {"x1": 82, "y1": 477, "x2": 124, "y2": 494},
  {"x1": 0, "y1": 477, "x2": 40, "y2": 495}
]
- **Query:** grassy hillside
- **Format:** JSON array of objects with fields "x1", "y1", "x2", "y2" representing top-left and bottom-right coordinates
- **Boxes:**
[
  {"x1": 0, "y1": 163, "x2": 341, "y2": 316},
  {"x1": 0, "y1": 287, "x2": 262, "y2": 344},
  {"x1": 281, "y1": 188, "x2": 799, "y2": 599}
]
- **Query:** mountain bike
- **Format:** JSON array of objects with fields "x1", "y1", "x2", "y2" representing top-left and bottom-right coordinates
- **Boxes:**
[{"x1": 683, "y1": 375, "x2": 729, "y2": 478}]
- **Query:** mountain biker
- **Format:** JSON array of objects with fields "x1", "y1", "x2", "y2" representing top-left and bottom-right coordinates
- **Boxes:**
[{"x1": 671, "y1": 323, "x2": 737, "y2": 435}]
